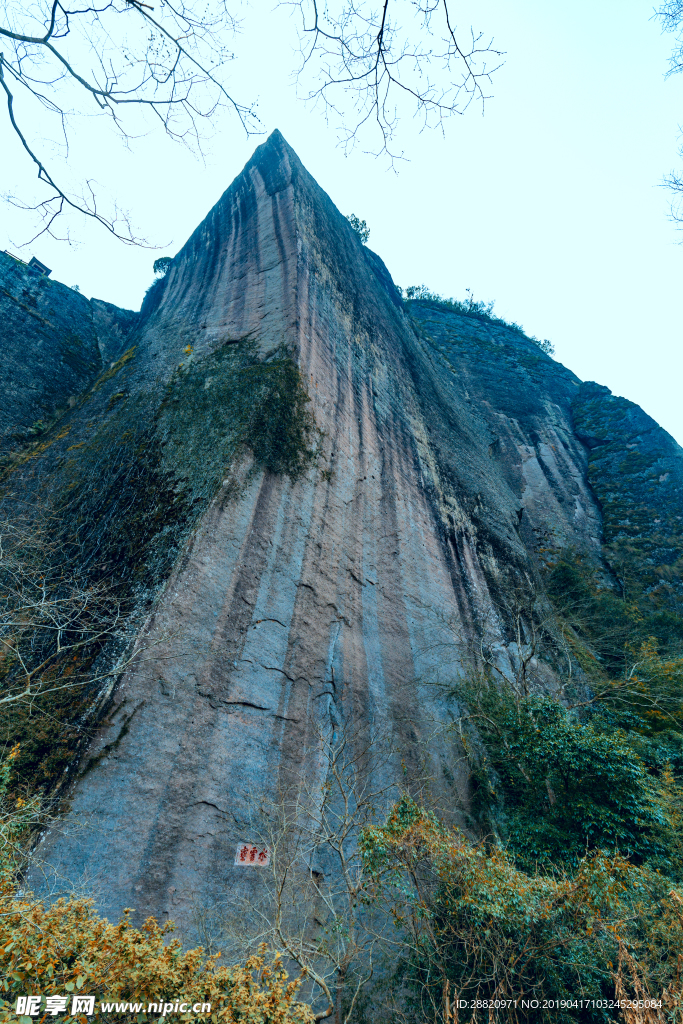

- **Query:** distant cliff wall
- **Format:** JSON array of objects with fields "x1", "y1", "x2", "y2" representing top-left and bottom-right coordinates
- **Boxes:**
[
  {"x1": 0, "y1": 252, "x2": 137, "y2": 467},
  {"x1": 572, "y1": 381, "x2": 683, "y2": 606}
]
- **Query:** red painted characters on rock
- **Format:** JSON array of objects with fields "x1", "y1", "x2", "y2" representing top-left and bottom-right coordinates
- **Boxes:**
[{"x1": 234, "y1": 843, "x2": 270, "y2": 867}]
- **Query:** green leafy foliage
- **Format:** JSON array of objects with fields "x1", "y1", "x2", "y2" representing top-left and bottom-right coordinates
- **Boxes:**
[
  {"x1": 152, "y1": 256, "x2": 173, "y2": 276},
  {"x1": 403, "y1": 284, "x2": 496, "y2": 320},
  {"x1": 454, "y1": 678, "x2": 666, "y2": 868},
  {"x1": 448, "y1": 548, "x2": 683, "y2": 878},
  {"x1": 346, "y1": 214, "x2": 370, "y2": 244},
  {"x1": 0, "y1": 342, "x2": 319, "y2": 798},
  {"x1": 404, "y1": 541, "x2": 683, "y2": 1018},
  {"x1": 361, "y1": 796, "x2": 683, "y2": 1023},
  {"x1": 402, "y1": 285, "x2": 555, "y2": 354},
  {"x1": 544, "y1": 549, "x2": 683, "y2": 731}
]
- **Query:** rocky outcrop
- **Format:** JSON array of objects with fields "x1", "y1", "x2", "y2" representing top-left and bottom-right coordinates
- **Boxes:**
[
  {"x1": 572, "y1": 381, "x2": 683, "y2": 603},
  {"x1": 2, "y1": 131, "x2": 680, "y2": 935},
  {"x1": 404, "y1": 301, "x2": 603, "y2": 558},
  {"x1": 0, "y1": 252, "x2": 137, "y2": 465}
]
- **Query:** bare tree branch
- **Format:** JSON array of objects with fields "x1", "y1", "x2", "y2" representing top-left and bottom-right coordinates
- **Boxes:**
[
  {"x1": 287, "y1": 0, "x2": 502, "y2": 160},
  {"x1": 0, "y1": 510, "x2": 182, "y2": 709},
  {"x1": 1, "y1": 0, "x2": 261, "y2": 243},
  {"x1": 216, "y1": 726, "x2": 408, "y2": 1024},
  {"x1": 1, "y1": 0, "x2": 501, "y2": 240},
  {"x1": 655, "y1": 1, "x2": 683, "y2": 224}
]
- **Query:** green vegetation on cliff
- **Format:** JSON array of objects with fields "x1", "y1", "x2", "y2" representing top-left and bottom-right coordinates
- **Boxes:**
[
  {"x1": 361, "y1": 795, "x2": 683, "y2": 1024},
  {"x1": 0, "y1": 341, "x2": 319, "y2": 796},
  {"x1": 365, "y1": 544, "x2": 683, "y2": 1022},
  {"x1": 571, "y1": 382, "x2": 683, "y2": 612},
  {"x1": 0, "y1": 749, "x2": 315, "y2": 1024},
  {"x1": 403, "y1": 284, "x2": 555, "y2": 355}
]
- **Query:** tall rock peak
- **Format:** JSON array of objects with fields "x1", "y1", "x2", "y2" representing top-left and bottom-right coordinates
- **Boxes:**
[{"x1": 1, "y1": 136, "x2": 682, "y2": 935}]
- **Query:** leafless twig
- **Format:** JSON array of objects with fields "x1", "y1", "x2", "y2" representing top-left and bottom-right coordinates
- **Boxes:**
[
  {"x1": 1, "y1": 0, "x2": 260, "y2": 243},
  {"x1": 287, "y1": 0, "x2": 502, "y2": 160}
]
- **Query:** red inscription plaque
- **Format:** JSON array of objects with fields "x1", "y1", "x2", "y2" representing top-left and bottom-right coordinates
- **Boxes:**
[{"x1": 234, "y1": 843, "x2": 270, "y2": 866}]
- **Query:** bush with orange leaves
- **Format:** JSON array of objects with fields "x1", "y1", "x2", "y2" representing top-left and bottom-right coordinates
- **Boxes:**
[
  {"x1": 0, "y1": 744, "x2": 313, "y2": 1024},
  {"x1": 0, "y1": 885, "x2": 315, "y2": 1023},
  {"x1": 361, "y1": 796, "x2": 683, "y2": 1024}
]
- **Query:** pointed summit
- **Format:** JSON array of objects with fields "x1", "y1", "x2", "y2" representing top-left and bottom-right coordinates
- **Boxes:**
[{"x1": 135, "y1": 126, "x2": 397, "y2": 368}]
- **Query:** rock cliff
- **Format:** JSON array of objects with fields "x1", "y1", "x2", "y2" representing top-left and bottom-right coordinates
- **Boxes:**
[
  {"x1": 0, "y1": 253, "x2": 137, "y2": 466},
  {"x1": 2, "y1": 131, "x2": 682, "y2": 935}
]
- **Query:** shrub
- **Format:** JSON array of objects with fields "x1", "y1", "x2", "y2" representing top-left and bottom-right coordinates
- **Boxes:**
[
  {"x1": 543, "y1": 549, "x2": 683, "y2": 730},
  {"x1": 361, "y1": 795, "x2": 683, "y2": 1024},
  {"x1": 402, "y1": 285, "x2": 555, "y2": 353},
  {"x1": 0, "y1": 751, "x2": 314, "y2": 1024},
  {"x1": 453, "y1": 678, "x2": 666, "y2": 868},
  {"x1": 403, "y1": 284, "x2": 496, "y2": 320},
  {"x1": 153, "y1": 257, "x2": 173, "y2": 277},
  {"x1": 0, "y1": 890, "x2": 315, "y2": 1023}
]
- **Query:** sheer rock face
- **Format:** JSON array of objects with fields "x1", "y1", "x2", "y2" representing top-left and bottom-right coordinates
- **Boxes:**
[
  {"x1": 571, "y1": 381, "x2": 683, "y2": 602},
  {"x1": 13, "y1": 131, "x2": 667, "y2": 929},
  {"x1": 0, "y1": 254, "x2": 100, "y2": 459},
  {"x1": 0, "y1": 252, "x2": 137, "y2": 463}
]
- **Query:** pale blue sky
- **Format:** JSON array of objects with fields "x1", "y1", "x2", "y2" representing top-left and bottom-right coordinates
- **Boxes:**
[{"x1": 2, "y1": 0, "x2": 682, "y2": 442}]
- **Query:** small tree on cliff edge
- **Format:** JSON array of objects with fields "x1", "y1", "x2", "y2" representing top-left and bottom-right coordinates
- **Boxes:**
[{"x1": 346, "y1": 215, "x2": 370, "y2": 245}]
